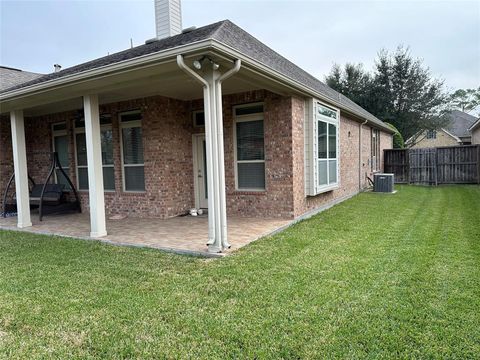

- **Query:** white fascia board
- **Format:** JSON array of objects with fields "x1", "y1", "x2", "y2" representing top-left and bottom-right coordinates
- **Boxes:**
[
  {"x1": 441, "y1": 128, "x2": 462, "y2": 142},
  {"x1": 209, "y1": 40, "x2": 394, "y2": 134},
  {"x1": 468, "y1": 118, "x2": 480, "y2": 132},
  {"x1": 0, "y1": 39, "x2": 215, "y2": 102}
]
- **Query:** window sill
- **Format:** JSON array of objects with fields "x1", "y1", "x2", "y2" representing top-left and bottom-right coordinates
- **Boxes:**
[{"x1": 310, "y1": 184, "x2": 339, "y2": 196}]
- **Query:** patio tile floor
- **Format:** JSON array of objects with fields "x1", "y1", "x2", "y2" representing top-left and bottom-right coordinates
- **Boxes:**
[{"x1": 0, "y1": 211, "x2": 291, "y2": 256}]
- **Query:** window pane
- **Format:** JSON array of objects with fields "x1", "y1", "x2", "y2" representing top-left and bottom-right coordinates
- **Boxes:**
[
  {"x1": 53, "y1": 123, "x2": 67, "y2": 131},
  {"x1": 122, "y1": 127, "x2": 144, "y2": 164},
  {"x1": 103, "y1": 167, "x2": 115, "y2": 191},
  {"x1": 235, "y1": 104, "x2": 264, "y2": 116},
  {"x1": 328, "y1": 123, "x2": 337, "y2": 159},
  {"x1": 78, "y1": 167, "x2": 89, "y2": 190},
  {"x1": 237, "y1": 163, "x2": 265, "y2": 189},
  {"x1": 317, "y1": 104, "x2": 337, "y2": 120},
  {"x1": 125, "y1": 166, "x2": 145, "y2": 191},
  {"x1": 121, "y1": 112, "x2": 142, "y2": 122},
  {"x1": 101, "y1": 129, "x2": 114, "y2": 165},
  {"x1": 318, "y1": 160, "x2": 328, "y2": 186},
  {"x1": 54, "y1": 135, "x2": 69, "y2": 167},
  {"x1": 318, "y1": 121, "x2": 327, "y2": 159},
  {"x1": 76, "y1": 133, "x2": 87, "y2": 166},
  {"x1": 194, "y1": 112, "x2": 205, "y2": 127},
  {"x1": 236, "y1": 120, "x2": 264, "y2": 161},
  {"x1": 329, "y1": 160, "x2": 337, "y2": 184}
]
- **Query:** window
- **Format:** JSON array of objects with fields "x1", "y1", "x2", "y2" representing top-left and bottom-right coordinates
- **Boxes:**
[
  {"x1": 74, "y1": 115, "x2": 115, "y2": 191},
  {"x1": 120, "y1": 111, "x2": 145, "y2": 192},
  {"x1": 426, "y1": 130, "x2": 437, "y2": 139},
  {"x1": 52, "y1": 122, "x2": 71, "y2": 189},
  {"x1": 234, "y1": 103, "x2": 265, "y2": 190},
  {"x1": 193, "y1": 111, "x2": 205, "y2": 127},
  {"x1": 371, "y1": 128, "x2": 380, "y2": 172},
  {"x1": 305, "y1": 99, "x2": 340, "y2": 195}
]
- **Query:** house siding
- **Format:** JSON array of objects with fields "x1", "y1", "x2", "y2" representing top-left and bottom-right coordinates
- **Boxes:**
[
  {"x1": 410, "y1": 130, "x2": 459, "y2": 148},
  {"x1": 472, "y1": 127, "x2": 480, "y2": 145}
]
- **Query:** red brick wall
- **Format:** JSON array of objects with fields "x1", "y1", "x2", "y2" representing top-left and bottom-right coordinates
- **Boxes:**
[
  {"x1": 1, "y1": 90, "x2": 392, "y2": 220},
  {"x1": 0, "y1": 117, "x2": 13, "y2": 200}
]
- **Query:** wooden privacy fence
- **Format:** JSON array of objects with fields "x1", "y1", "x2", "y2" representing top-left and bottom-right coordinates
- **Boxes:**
[{"x1": 384, "y1": 145, "x2": 480, "y2": 185}]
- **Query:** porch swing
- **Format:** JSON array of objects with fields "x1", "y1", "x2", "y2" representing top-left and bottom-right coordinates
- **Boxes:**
[{"x1": 2, "y1": 152, "x2": 81, "y2": 221}]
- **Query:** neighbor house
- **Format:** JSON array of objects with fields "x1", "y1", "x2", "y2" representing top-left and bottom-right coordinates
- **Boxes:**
[
  {"x1": 469, "y1": 117, "x2": 480, "y2": 144},
  {"x1": 0, "y1": 0, "x2": 393, "y2": 253},
  {"x1": 406, "y1": 110, "x2": 477, "y2": 148}
]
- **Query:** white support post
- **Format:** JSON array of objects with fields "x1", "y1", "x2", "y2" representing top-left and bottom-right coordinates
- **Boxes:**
[
  {"x1": 83, "y1": 94, "x2": 107, "y2": 238},
  {"x1": 10, "y1": 110, "x2": 32, "y2": 228},
  {"x1": 177, "y1": 55, "x2": 240, "y2": 253}
]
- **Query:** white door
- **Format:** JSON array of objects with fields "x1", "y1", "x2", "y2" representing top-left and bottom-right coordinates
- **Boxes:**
[{"x1": 193, "y1": 135, "x2": 208, "y2": 209}]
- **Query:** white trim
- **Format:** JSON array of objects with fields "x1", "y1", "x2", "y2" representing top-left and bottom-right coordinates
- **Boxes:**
[
  {"x1": 192, "y1": 134, "x2": 208, "y2": 209},
  {"x1": 307, "y1": 99, "x2": 340, "y2": 196},
  {"x1": 468, "y1": 118, "x2": 480, "y2": 132},
  {"x1": 192, "y1": 110, "x2": 205, "y2": 128},
  {"x1": 233, "y1": 103, "x2": 266, "y2": 191},
  {"x1": 1, "y1": 38, "x2": 394, "y2": 134},
  {"x1": 119, "y1": 110, "x2": 145, "y2": 193}
]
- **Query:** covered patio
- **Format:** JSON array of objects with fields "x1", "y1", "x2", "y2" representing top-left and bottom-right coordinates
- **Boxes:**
[{"x1": 0, "y1": 212, "x2": 290, "y2": 256}]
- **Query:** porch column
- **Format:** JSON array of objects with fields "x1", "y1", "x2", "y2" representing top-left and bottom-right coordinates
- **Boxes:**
[
  {"x1": 177, "y1": 55, "x2": 241, "y2": 253},
  {"x1": 10, "y1": 110, "x2": 32, "y2": 228},
  {"x1": 83, "y1": 94, "x2": 107, "y2": 237}
]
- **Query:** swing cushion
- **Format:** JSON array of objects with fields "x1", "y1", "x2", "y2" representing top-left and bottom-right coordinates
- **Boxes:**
[{"x1": 30, "y1": 184, "x2": 65, "y2": 204}]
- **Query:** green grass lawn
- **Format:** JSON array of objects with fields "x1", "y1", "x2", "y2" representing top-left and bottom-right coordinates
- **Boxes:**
[{"x1": 0, "y1": 185, "x2": 479, "y2": 359}]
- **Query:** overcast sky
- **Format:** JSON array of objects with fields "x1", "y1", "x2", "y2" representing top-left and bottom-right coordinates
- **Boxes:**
[{"x1": 1, "y1": 0, "x2": 479, "y2": 92}]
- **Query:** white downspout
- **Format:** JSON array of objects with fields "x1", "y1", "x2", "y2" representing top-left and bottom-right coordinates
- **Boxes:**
[
  {"x1": 177, "y1": 55, "x2": 216, "y2": 246},
  {"x1": 359, "y1": 119, "x2": 368, "y2": 190},
  {"x1": 215, "y1": 59, "x2": 241, "y2": 249},
  {"x1": 177, "y1": 55, "x2": 241, "y2": 252}
]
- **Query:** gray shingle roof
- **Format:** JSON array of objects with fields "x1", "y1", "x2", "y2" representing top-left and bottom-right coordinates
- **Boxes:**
[
  {"x1": 0, "y1": 66, "x2": 43, "y2": 91},
  {"x1": 1, "y1": 20, "x2": 390, "y2": 131},
  {"x1": 446, "y1": 110, "x2": 477, "y2": 138}
]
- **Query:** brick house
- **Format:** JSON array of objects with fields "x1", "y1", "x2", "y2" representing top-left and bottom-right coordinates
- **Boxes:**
[
  {"x1": 0, "y1": 0, "x2": 393, "y2": 253},
  {"x1": 469, "y1": 118, "x2": 480, "y2": 144},
  {"x1": 406, "y1": 110, "x2": 477, "y2": 148}
]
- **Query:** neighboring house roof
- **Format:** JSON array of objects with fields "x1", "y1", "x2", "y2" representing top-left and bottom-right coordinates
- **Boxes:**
[
  {"x1": 0, "y1": 66, "x2": 44, "y2": 91},
  {"x1": 445, "y1": 110, "x2": 477, "y2": 138},
  {"x1": 0, "y1": 20, "x2": 391, "y2": 132},
  {"x1": 468, "y1": 117, "x2": 480, "y2": 132}
]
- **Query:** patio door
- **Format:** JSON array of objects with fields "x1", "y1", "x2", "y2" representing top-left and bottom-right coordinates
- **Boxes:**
[{"x1": 193, "y1": 134, "x2": 208, "y2": 209}]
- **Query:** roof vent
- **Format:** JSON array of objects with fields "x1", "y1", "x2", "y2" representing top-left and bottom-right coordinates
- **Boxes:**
[
  {"x1": 182, "y1": 26, "x2": 196, "y2": 34},
  {"x1": 155, "y1": 0, "x2": 182, "y2": 39},
  {"x1": 54, "y1": 64, "x2": 62, "y2": 73},
  {"x1": 145, "y1": 38, "x2": 159, "y2": 45}
]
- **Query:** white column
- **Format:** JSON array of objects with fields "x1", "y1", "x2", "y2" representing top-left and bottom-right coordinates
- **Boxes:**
[
  {"x1": 10, "y1": 110, "x2": 32, "y2": 228},
  {"x1": 83, "y1": 94, "x2": 107, "y2": 237}
]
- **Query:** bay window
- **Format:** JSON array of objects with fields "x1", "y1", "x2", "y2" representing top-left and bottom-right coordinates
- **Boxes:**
[{"x1": 305, "y1": 99, "x2": 340, "y2": 195}]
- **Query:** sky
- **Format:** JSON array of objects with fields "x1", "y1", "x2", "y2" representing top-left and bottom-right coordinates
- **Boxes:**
[{"x1": 1, "y1": 0, "x2": 479, "y2": 92}]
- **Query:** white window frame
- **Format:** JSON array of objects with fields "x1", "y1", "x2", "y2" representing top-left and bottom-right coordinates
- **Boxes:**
[
  {"x1": 119, "y1": 110, "x2": 145, "y2": 193},
  {"x1": 233, "y1": 102, "x2": 266, "y2": 192},
  {"x1": 305, "y1": 99, "x2": 340, "y2": 196},
  {"x1": 371, "y1": 128, "x2": 380, "y2": 172},
  {"x1": 51, "y1": 122, "x2": 70, "y2": 187},
  {"x1": 192, "y1": 110, "x2": 205, "y2": 128},
  {"x1": 74, "y1": 117, "x2": 115, "y2": 192},
  {"x1": 426, "y1": 129, "x2": 437, "y2": 139}
]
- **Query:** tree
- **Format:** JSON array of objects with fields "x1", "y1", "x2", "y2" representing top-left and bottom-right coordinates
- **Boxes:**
[
  {"x1": 384, "y1": 122, "x2": 405, "y2": 149},
  {"x1": 325, "y1": 46, "x2": 450, "y2": 141},
  {"x1": 325, "y1": 63, "x2": 373, "y2": 110},
  {"x1": 448, "y1": 88, "x2": 480, "y2": 113}
]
